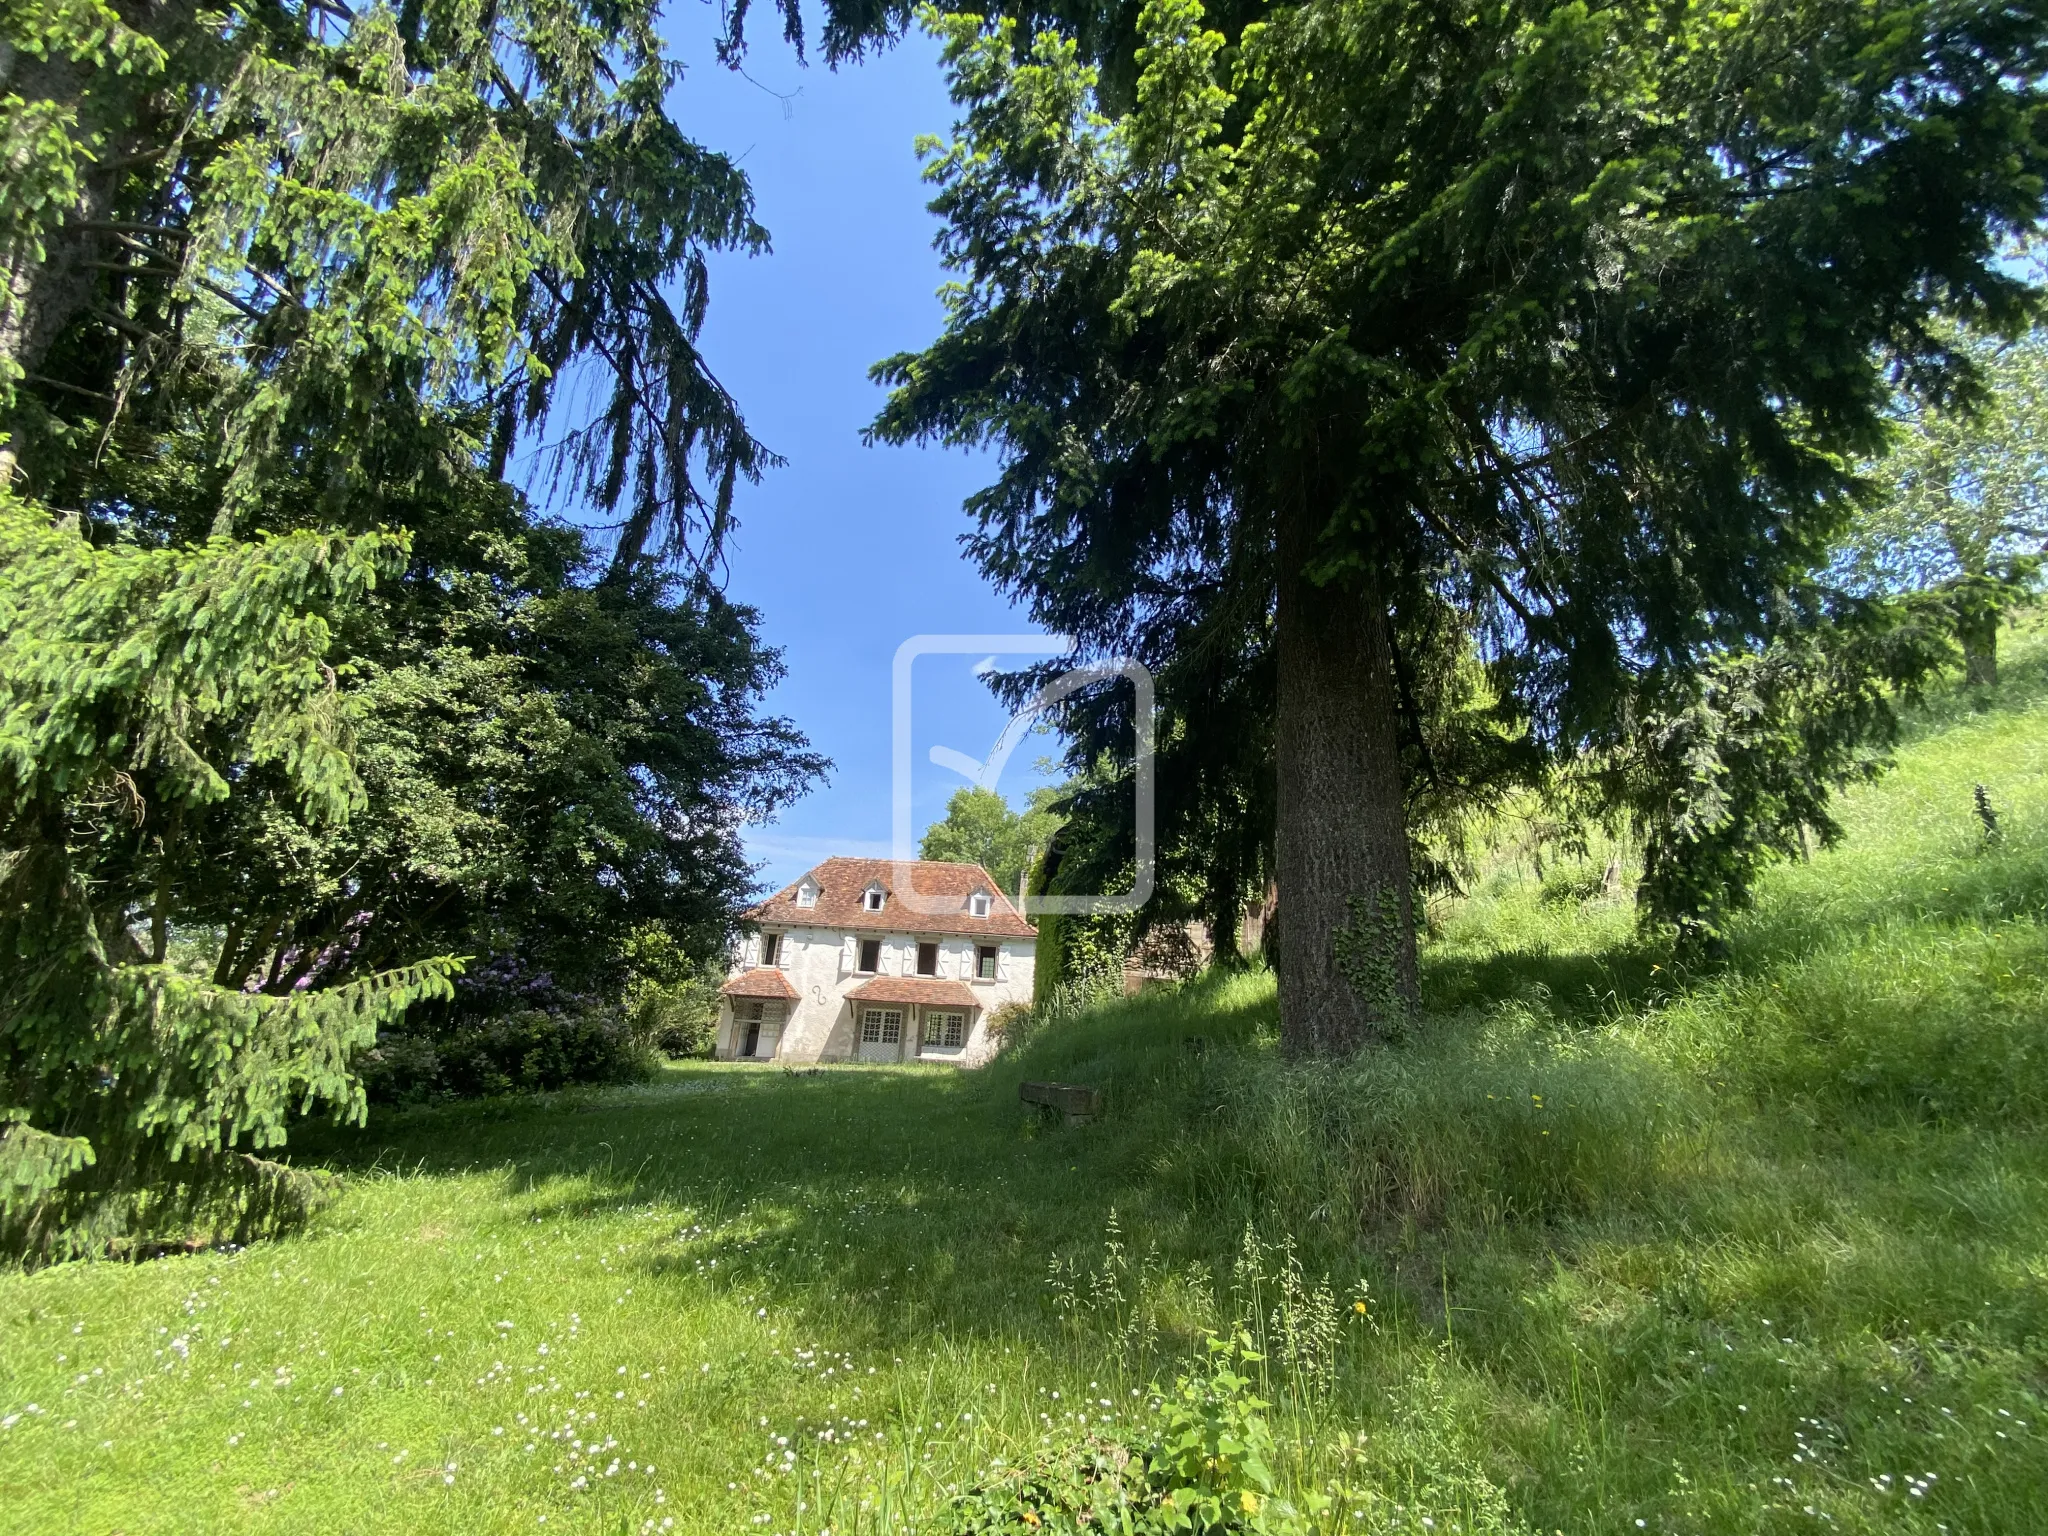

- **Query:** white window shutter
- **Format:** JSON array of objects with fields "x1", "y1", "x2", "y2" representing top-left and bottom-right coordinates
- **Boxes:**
[
  {"x1": 744, "y1": 932, "x2": 761, "y2": 968},
  {"x1": 840, "y1": 935, "x2": 856, "y2": 975},
  {"x1": 995, "y1": 945, "x2": 1011, "y2": 982},
  {"x1": 777, "y1": 934, "x2": 792, "y2": 970}
]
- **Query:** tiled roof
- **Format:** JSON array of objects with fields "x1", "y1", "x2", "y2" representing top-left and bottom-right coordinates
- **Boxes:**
[
  {"x1": 845, "y1": 977, "x2": 982, "y2": 1008},
  {"x1": 747, "y1": 857, "x2": 1035, "y2": 939},
  {"x1": 721, "y1": 968, "x2": 800, "y2": 1000}
]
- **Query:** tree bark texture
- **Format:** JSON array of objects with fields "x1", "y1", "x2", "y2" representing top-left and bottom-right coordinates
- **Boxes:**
[
  {"x1": 1206, "y1": 882, "x2": 1243, "y2": 969},
  {"x1": 1961, "y1": 610, "x2": 1999, "y2": 688},
  {"x1": 1273, "y1": 512, "x2": 1418, "y2": 1056},
  {"x1": 1, "y1": 1, "x2": 191, "y2": 479},
  {"x1": 2, "y1": 48, "x2": 118, "y2": 381}
]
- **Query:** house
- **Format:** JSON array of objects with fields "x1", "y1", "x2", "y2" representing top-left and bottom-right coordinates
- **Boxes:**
[{"x1": 715, "y1": 857, "x2": 1036, "y2": 1066}]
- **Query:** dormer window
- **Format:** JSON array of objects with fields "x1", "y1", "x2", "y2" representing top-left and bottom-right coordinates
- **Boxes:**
[
  {"x1": 969, "y1": 892, "x2": 990, "y2": 918},
  {"x1": 795, "y1": 880, "x2": 818, "y2": 908},
  {"x1": 863, "y1": 886, "x2": 886, "y2": 912}
]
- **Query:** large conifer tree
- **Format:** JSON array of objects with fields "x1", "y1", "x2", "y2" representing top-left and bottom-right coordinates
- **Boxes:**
[
  {"x1": 0, "y1": 0, "x2": 853, "y2": 1252},
  {"x1": 875, "y1": 0, "x2": 2048, "y2": 1053}
]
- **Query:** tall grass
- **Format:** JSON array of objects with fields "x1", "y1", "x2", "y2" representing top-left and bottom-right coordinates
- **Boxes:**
[
  {"x1": 5, "y1": 626, "x2": 2048, "y2": 1533},
  {"x1": 979, "y1": 620, "x2": 2048, "y2": 1532}
]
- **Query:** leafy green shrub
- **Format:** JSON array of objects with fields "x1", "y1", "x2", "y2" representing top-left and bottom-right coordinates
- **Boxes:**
[
  {"x1": 359, "y1": 1008, "x2": 651, "y2": 1103},
  {"x1": 627, "y1": 983, "x2": 719, "y2": 1059},
  {"x1": 943, "y1": 1437, "x2": 1154, "y2": 1536},
  {"x1": 619, "y1": 926, "x2": 721, "y2": 1058},
  {"x1": 1537, "y1": 861, "x2": 1610, "y2": 906},
  {"x1": 985, "y1": 1000, "x2": 1035, "y2": 1053},
  {"x1": 943, "y1": 1335, "x2": 1301, "y2": 1535},
  {"x1": 359, "y1": 950, "x2": 662, "y2": 1103}
]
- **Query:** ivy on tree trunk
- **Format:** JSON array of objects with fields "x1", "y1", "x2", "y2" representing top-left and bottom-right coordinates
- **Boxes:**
[{"x1": 1273, "y1": 522, "x2": 1416, "y2": 1053}]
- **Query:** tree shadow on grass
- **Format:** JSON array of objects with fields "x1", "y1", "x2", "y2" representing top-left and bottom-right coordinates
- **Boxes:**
[
  {"x1": 1421, "y1": 935, "x2": 1677, "y2": 1030},
  {"x1": 290, "y1": 987, "x2": 1273, "y2": 1362},
  {"x1": 283, "y1": 946, "x2": 2048, "y2": 1536}
]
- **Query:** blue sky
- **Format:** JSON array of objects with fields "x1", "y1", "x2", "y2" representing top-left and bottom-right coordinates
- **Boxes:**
[{"x1": 655, "y1": 7, "x2": 1065, "y2": 894}]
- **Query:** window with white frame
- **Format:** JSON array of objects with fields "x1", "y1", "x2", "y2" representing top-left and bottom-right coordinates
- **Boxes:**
[
  {"x1": 860, "y1": 1008, "x2": 902, "y2": 1044},
  {"x1": 969, "y1": 892, "x2": 990, "y2": 918},
  {"x1": 975, "y1": 944, "x2": 998, "y2": 980},
  {"x1": 863, "y1": 885, "x2": 886, "y2": 911},
  {"x1": 921, "y1": 1010, "x2": 966, "y2": 1049},
  {"x1": 857, "y1": 937, "x2": 882, "y2": 973},
  {"x1": 759, "y1": 932, "x2": 780, "y2": 966},
  {"x1": 795, "y1": 881, "x2": 818, "y2": 908}
]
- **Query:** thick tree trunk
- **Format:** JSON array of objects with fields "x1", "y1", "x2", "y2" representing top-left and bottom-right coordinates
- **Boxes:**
[
  {"x1": 0, "y1": 49, "x2": 115, "y2": 382},
  {"x1": 0, "y1": 1, "x2": 189, "y2": 486},
  {"x1": 1961, "y1": 610, "x2": 1998, "y2": 688},
  {"x1": 1206, "y1": 880, "x2": 1243, "y2": 970},
  {"x1": 1273, "y1": 516, "x2": 1417, "y2": 1055}
]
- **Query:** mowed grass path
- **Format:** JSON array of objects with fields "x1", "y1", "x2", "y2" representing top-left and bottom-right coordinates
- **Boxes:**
[{"x1": 8, "y1": 629, "x2": 2048, "y2": 1534}]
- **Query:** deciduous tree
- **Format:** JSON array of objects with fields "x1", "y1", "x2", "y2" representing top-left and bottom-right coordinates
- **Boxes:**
[
  {"x1": 1841, "y1": 326, "x2": 2048, "y2": 685},
  {"x1": 921, "y1": 783, "x2": 1062, "y2": 901}
]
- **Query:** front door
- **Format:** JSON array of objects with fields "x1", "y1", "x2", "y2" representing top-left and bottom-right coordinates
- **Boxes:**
[
  {"x1": 857, "y1": 1007, "x2": 902, "y2": 1062},
  {"x1": 735, "y1": 1001, "x2": 783, "y2": 1059}
]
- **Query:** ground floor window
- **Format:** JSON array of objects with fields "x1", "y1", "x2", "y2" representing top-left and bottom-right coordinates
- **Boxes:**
[
  {"x1": 860, "y1": 1008, "x2": 903, "y2": 1045},
  {"x1": 922, "y1": 1010, "x2": 966, "y2": 1049}
]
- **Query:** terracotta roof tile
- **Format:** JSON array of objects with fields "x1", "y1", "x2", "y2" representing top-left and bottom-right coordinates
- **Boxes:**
[
  {"x1": 746, "y1": 857, "x2": 1035, "y2": 939},
  {"x1": 721, "y1": 968, "x2": 800, "y2": 1000},
  {"x1": 845, "y1": 977, "x2": 983, "y2": 1008}
]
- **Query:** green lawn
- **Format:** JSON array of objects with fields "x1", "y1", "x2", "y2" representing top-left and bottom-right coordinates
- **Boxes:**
[{"x1": 7, "y1": 634, "x2": 2048, "y2": 1534}]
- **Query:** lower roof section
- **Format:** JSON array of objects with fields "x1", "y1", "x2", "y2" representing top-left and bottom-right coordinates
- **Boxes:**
[
  {"x1": 721, "y1": 968, "x2": 801, "y2": 1000},
  {"x1": 844, "y1": 977, "x2": 982, "y2": 1008}
]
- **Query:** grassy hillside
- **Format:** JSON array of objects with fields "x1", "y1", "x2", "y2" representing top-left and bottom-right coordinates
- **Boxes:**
[{"x1": 5, "y1": 630, "x2": 2048, "y2": 1534}]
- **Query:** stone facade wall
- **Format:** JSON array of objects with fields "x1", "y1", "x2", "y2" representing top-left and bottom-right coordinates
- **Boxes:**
[{"x1": 716, "y1": 925, "x2": 1035, "y2": 1067}]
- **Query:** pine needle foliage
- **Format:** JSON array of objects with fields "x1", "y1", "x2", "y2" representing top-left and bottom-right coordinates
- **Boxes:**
[
  {"x1": 0, "y1": 495, "x2": 458, "y2": 1260},
  {"x1": 874, "y1": 0, "x2": 2048, "y2": 1038},
  {"x1": 0, "y1": 0, "x2": 888, "y2": 1252},
  {"x1": 1, "y1": 0, "x2": 873, "y2": 1248},
  {"x1": 2, "y1": 0, "x2": 781, "y2": 564}
]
